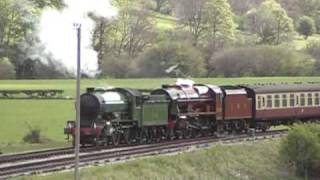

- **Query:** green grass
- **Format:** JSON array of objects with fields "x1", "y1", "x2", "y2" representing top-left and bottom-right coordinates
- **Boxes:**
[
  {"x1": 0, "y1": 77, "x2": 319, "y2": 153},
  {"x1": 151, "y1": 12, "x2": 177, "y2": 30},
  {"x1": 0, "y1": 77, "x2": 319, "y2": 97},
  {"x1": 12, "y1": 140, "x2": 301, "y2": 180},
  {"x1": 289, "y1": 34, "x2": 320, "y2": 50},
  {"x1": 0, "y1": 100, "x2": 73, "y2": 153}
]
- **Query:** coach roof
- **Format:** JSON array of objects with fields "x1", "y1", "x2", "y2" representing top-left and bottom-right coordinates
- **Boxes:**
[{"x1": 243, "y1": 83, "x2": 320, "y2": 94}]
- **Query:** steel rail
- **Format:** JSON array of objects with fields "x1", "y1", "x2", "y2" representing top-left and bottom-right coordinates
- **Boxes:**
[{"x1": 0, "y1": 129, "x2": 288, "y2": 179}]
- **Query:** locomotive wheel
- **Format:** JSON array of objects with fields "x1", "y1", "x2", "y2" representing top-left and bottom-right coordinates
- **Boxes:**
[
  {"x1": 184, "y1": 129, "x2": 192, "y2": 139},
  {"x1": 139, "y1": 130, "x2": 147, "y2": 144},
  {"x1": 124, "y1": 129, "x2": 132, "y2": 145},
  {"x1": 112, "y1": 132, "x2": 121, "y2": 146}
]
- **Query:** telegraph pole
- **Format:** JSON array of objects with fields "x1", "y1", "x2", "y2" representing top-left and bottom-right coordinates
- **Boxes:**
[{"x1": 74, "y1": 23, "x2": 81, "y2": 180}]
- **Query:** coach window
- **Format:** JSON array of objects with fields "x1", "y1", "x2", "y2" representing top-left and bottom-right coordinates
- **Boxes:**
[
  {"x1": 315, "y1": 93, "x2": 319, "y2": 106},
  {"x1": 267, "y1": 95, "x2": 272, "y2": 108},
  {"x1": 290, "y1": 94, "x2": 295, "y2": 107},
  {"x1": 282, "y1": 94, "x2": 287, "y2": 108},
  {"x1": 300, "y1": 94, "x2": 305, "y2": 106},
  {"x1": 274, "y1": 95, "x2": 280, "y2": 108},
  {"x1": 307, "y1": 93, "x2": 313, "y2": 106},
  {"x1": 257, "y1": 96, "x2": 262, "y2": 109}
]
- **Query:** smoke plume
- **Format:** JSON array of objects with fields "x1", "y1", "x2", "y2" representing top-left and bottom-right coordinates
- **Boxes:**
[{"x1": 39, "y1": 0, "x2": 117, "y2": 76}]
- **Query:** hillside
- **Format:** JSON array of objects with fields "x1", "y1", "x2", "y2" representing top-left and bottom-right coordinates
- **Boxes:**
[
  {"x1": 1, "y1": 0, "x2": 320, "y2": 79},
  {"x1": 12, "y1": 140, "x2": 301, "y2": 180}
]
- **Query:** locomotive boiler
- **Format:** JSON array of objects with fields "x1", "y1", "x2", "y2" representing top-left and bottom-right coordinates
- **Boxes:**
[{"x1": 65, "y1": 87, "x2": 169, "y2": 146}]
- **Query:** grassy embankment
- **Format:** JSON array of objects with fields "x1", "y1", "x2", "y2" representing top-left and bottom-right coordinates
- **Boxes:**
[
  {"x1": 13, "y1": 139, "x2": 301, "y2": 180},
  {"x1": 0, "y1": 77, "x2": 319, "y2": 153}
]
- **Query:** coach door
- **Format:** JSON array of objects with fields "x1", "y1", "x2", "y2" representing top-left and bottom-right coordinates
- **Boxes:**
[{"x1": 295, "y1": 93, "x2": 300, "y2": 117}]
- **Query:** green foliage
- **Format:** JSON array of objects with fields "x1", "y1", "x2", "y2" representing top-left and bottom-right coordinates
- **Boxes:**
[
  {"x1": 173, "y1": 0, "x2": 236, "y2": 48},
  {"x1": 297, "y1": 16, "x2": 316, "y2": 39},
  {"x1": 0, "y1": 0, "x2": 36, "y2": 49},
  {"x1": 306, "y1": 40, "x2": 320, "y2": 74},
  {"x1": 151, "y1": 0, "x2": 172, "y2": 14},
  {"x1": 280, "y1": 123, "x2": 320, "y2": 178},
  {"x1": 315, "y1": 13, "x2": 320, "y2": 33},
  {"x1": 203, "y1": 0, "x2": 236, "y2": 50},
  {"x1": 297, "y1": 0, "x2": 320, "y2": 18},
  {"x1": 136, "y1": 41, "x2": 206, "y2": 77},
  {"x1": 30, "y1": 0, "x2": 64, "y2": 9},
  {"x1": 100, "y1": 53, "x2": 135, "y2": 78},
  {"x1": 0, "y1": 57, "x2": 15, "y2": 79},
  {"x1": 208, "y1": 46, "x2": 315, "y2": 77},
  {"x1": 245, "y1": 0, "x2": 294, "y2": 44},
  {"x1": 94, "y1": 0, "x2": 155, "y2": 59},
  {"x1": 0, "y1": 0, "x2": 65, "y2": 79}
]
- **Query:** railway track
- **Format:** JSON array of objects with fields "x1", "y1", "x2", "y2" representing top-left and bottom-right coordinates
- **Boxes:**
[{"x1": 0, "y1": 129, "x2": 288, "y2": 179}]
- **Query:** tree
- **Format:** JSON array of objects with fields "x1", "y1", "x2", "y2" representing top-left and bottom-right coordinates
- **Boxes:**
[
  {"x1": 173, "y1": 0, "x2": 207, "y2": 46},
  {"x1": 0, "y1": 57, "x2": 15, "y2": 79},
  {"x1": 30, "y1": 0, "x2": 64, "y2": 9},
  {"x1": 93, "y1": 0, "x2": 156, "y2": 70},
  {"x1": 203, "y1": 0, "x2": 235, "y2": 55},
  {"x1": 306, "y1": 41, "x2": 320, "y2": 74},
  {"x1": 0, "y1": 0, "x2": 36, "y2": 55},
  {"x1": 152, "y1": 0, "x2": 171, "y2": 13},
  {"x1": 0, "y1": 0, "x2": 64, "y2": 79},
  {"x1": 297, "y1": 0, "x2": 320, "y2": 17},
  {"x1": 315, "y1": 12, "x2": 320, "y2": 33},
  {"x1": 136, "y1": 41, "x2": 206, "y2": 77},
  {"x1": 245, "y1": 0, "x2": 294, "y2": 44},
  {"x1": 228, "y1": 0, "x2": 264, "y2": 16},
  {"x1": 297, "y1": 16, "x2": 316, "y2": 39}
]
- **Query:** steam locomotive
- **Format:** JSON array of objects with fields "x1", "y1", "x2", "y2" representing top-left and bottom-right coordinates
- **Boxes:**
[{"x1": 64, "y1": 82, "x2": 320, "y2": 146}]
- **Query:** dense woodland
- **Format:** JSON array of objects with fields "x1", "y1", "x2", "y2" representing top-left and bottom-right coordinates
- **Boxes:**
[{"x1": 0, "y1": 0, "x2": 320, "y2": 79}]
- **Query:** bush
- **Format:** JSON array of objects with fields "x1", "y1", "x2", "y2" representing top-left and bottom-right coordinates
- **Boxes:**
[
  {"x1": 100, "y1": 53, "x2": 136, "y2": 78},
  {"x1": 208, "y1": 46, "x2": 315, "y2": 77},
  {"x1": 136, "y1": 41, "x2": 206, "y2": 77},
  {"x1": 280, "y1": 123, "x2": 320, "y2": 178},
  {"x1": 0, "y1": 57, "x2": 16, "y2": 79},
  {"x1": 23, "y1": 123, "x2": 48, "y2": 144},
  {"x1": 296, "y1": 16, "x2": 316, "y2": 39}
]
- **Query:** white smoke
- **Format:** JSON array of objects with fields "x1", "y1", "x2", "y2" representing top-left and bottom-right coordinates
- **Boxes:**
[{"x1": 39, "y1": 0, "x2": 117, "y2": 76}]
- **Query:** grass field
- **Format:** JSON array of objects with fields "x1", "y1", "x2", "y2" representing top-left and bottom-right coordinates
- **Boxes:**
[
  {"x1": 12, "y1": 139, "x2": 300, "y2": 180},
  {"x1": 0, "y1": 77, "x2": 320, "y2": 153}
]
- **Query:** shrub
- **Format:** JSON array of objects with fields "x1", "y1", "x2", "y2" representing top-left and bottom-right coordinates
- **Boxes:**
[
  {"x1": 136, "y1": 41, "x2": 206, "y2": 77},
  {"x1": 23, "y1": 123, "x2": 48, "y2": 144},
  {"x1": 0, "y1": 57, "x2": 16, "y2": 79},
  {"x1": 100, "y1": 53, "x2": 136, "y2": 78},
  {"x1": 208, "y1": 46, "x2": 315, "y2": 77},
  {"x1": 280, "y1": 123, "x2": 320, "y2": 178},
  {"x1": 296, "y1": 16, "x2": 316, "y2": 39}
]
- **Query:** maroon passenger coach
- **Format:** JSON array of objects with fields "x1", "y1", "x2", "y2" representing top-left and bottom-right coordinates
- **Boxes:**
[{"x1": 244, "y1": 83, "x2": 320, "y2": 130}]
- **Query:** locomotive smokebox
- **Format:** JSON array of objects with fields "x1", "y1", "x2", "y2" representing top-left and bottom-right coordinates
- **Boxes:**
[
  {"x1": 80, "y1": 91, "x2": 129, "y2": 126},
  {"x1": 80, "y1": 94, "x2": 100, "y2": 121}
]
